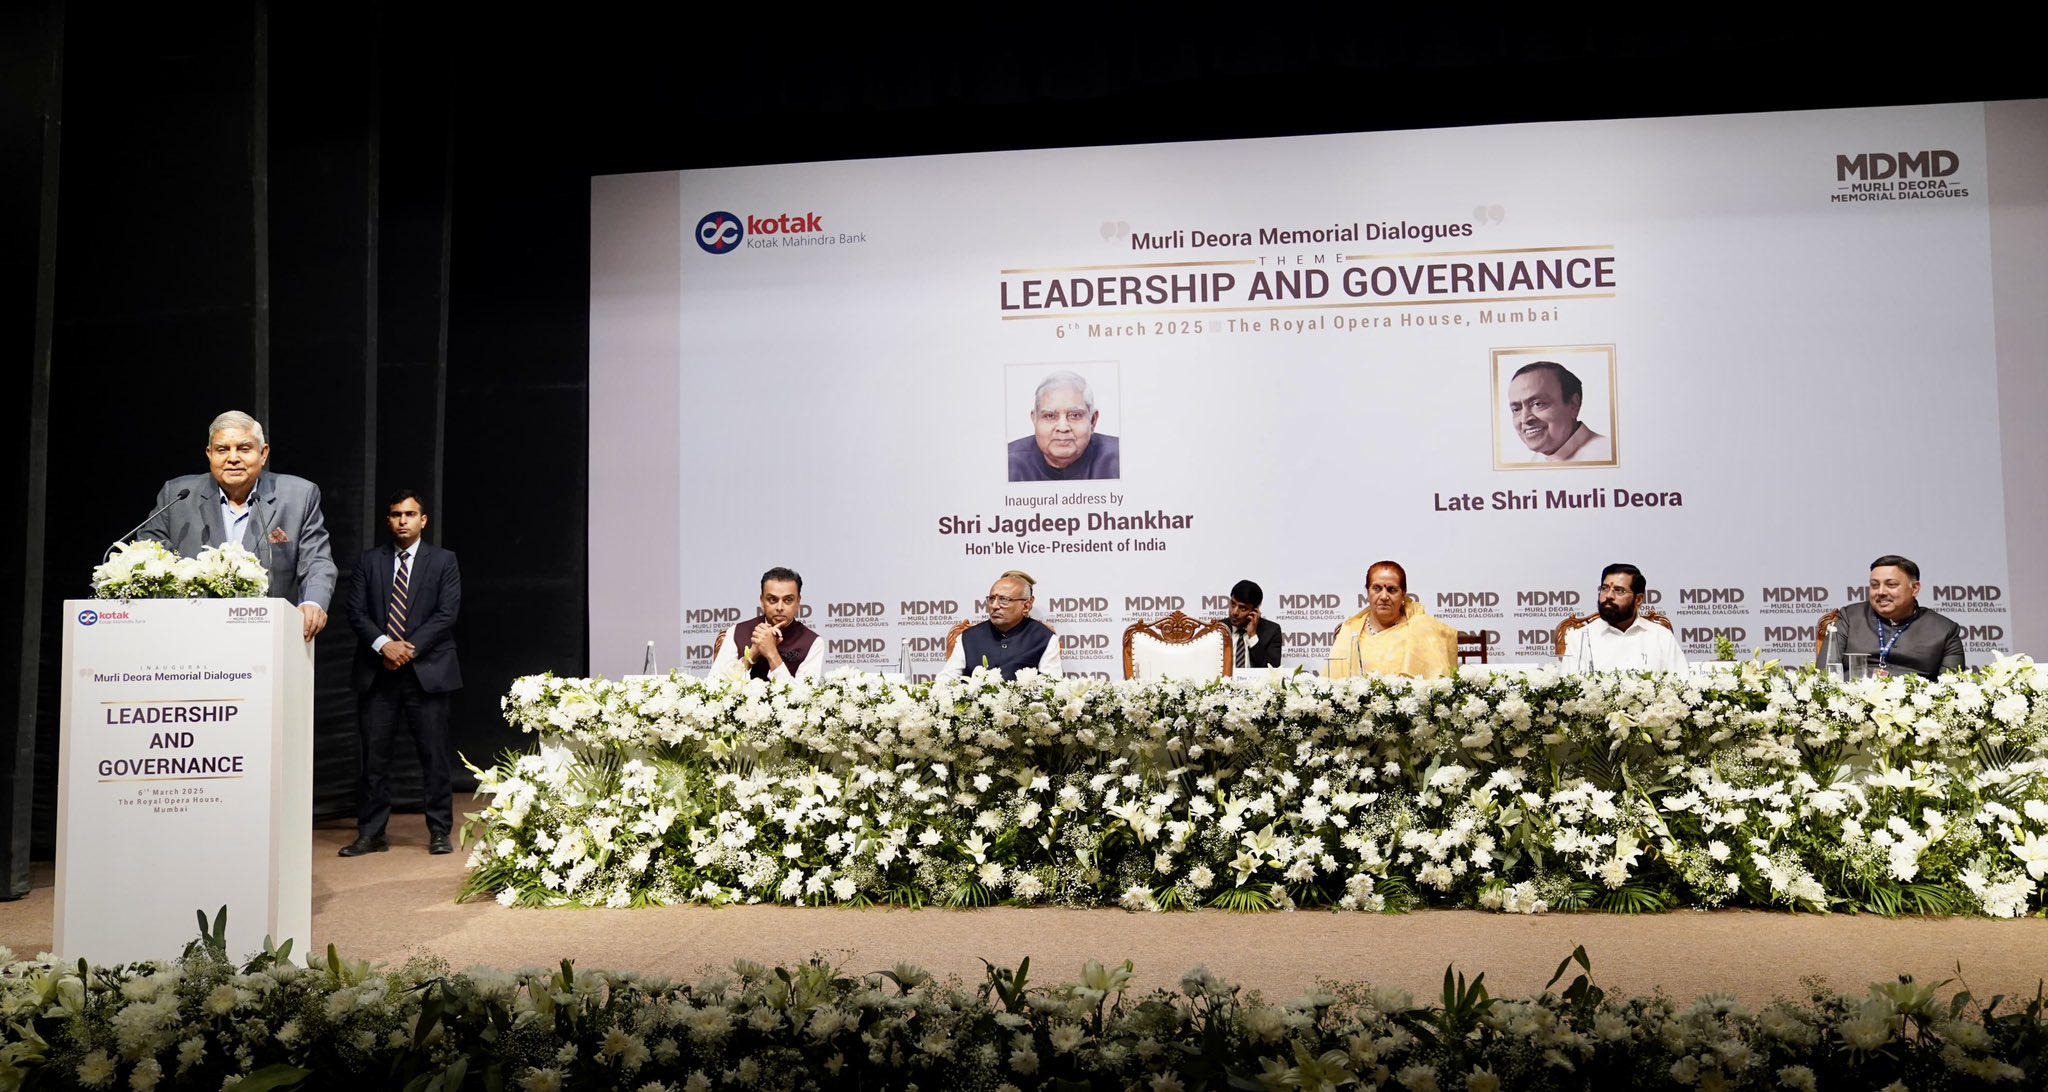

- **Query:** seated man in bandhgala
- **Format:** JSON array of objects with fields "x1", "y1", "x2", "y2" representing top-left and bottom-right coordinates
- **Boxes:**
[
  {"x1": 1561, "y1": 562, "x2": 1688, "y2": 673},
  {"x1": 708, "y1": 566, "x2": 823, "y2": 682},
  {"x1": 1326, "y1": 560, "x2": 1459, "y2": 679},
  {"x1": 1820, "y1": 553, "x2": 1965, "y2": 679},
  {"x1": 944, "y1": 569, "x2": 1062, "y2": 680}
]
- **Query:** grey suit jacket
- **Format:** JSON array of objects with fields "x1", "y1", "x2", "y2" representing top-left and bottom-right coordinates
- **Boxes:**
[
  {"x1": 1822, "y1": 600, "x2": 1964, "y2": 679},
  {"x1": 137, "y1": 472, "x2": 338, "y2": 609}
]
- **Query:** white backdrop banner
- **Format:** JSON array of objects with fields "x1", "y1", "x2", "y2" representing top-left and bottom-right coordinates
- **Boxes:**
[{"x1": 592, "y1": 102, "x2": 2033, "y2": 676}]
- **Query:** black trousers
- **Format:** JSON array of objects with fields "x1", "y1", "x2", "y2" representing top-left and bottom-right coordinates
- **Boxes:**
[{"x1": 355, "y1": 665, "x2": 453, "y2": 839}]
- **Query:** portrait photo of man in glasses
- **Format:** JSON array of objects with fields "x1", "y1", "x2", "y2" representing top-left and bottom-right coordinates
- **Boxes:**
[{"x1": 1007, "y1": 369, "x2": 1121, "y2": 482}]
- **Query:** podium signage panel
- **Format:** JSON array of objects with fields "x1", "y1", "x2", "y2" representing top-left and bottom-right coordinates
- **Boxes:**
[{"x1": 56, "y1": 598, "x2": 313, "y2": 964}]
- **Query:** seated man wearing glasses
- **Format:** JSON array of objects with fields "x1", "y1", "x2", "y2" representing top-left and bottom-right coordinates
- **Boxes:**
[
  {"x1": 945, "y1": 570, "x2": 1063, "y2": 680},
  {"x1": 1561, "y1": 563, "x2": 1687, "y2": 673},
  {"x1": 1007, "y1": 370, "x2": 1121, "y2": 482}
]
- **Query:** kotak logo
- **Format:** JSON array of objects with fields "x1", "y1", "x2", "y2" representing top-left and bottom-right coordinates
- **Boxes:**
[
  {"x1": 696, "y1": 212, "x2": 742, "y2": 254},
  {"x1": 77, "y1": 609, "x2": 98, "y2": 626},
  {"x1": 696, "y1": 210, "x2": 825, "y2": 255},
  {"x1": 749, "y1": 212, "x2": 822, "y2": 234}
]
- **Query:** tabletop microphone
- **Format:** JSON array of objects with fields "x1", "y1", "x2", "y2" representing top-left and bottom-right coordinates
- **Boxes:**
[{"x1": 106, "y1": 488, "x2": 190, "y2": 560}]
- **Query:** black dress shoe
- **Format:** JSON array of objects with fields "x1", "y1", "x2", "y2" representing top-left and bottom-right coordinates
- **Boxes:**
[
  {"x1": 338, "y1": 835, "x2": 388, "y2": 857},
  {"x1": 428, "y1": 833, "x2": 453, "y2": 855}
]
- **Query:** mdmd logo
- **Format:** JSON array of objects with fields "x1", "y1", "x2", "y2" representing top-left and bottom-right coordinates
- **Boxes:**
[
  {"x1": 696, "y1": 211, "x2": 743, "y2": 254},
  {"x1": 77, "y1": 609, "x2": 98, "y2": 626}
]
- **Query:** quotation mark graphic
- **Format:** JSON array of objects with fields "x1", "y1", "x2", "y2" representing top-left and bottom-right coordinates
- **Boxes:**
[
  {"x1": 1099, "y1": 221, "x2": 1130, "y2": 241},
  {"x1": 1471, "y1": 205, "x2": 1506, "y2": 227}
]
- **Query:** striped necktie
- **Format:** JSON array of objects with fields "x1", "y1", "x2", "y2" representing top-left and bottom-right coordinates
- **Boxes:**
[
  {"x1": 387, "y1": 551, "x2": 411, "y2": 641},
  {"x1": 1236, "y1": 628, "x2": 1248, "y2": 668}
]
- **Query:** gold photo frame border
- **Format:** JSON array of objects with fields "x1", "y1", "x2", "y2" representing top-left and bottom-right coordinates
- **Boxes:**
[{"x1": 1489, "y1": 343, "x2": 1620, "y2": 471}]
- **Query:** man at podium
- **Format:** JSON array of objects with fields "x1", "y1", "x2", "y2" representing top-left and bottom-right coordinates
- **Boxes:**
[{"x1": 139, "y1": 410, "x2": 336, "y2": 640}]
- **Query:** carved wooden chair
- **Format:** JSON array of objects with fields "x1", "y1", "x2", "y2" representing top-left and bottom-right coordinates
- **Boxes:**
[
  {"x1": 943, "y1": 619, "x2": 975, "y2": 660},
  {"x1": 1456, "y1": 631, "x2": 1490, "y2": 664},
  {"x1": 1123, "y1": 610, "x2": 1232, "y2": 680}
]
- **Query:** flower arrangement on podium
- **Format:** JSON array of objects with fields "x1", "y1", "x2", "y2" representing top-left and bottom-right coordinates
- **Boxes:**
[
  {"x1": 91, "y1": 540, "x2": 268, "y2": 599},
  {"x1": 464, "y1": 659, "x2": 2048, "y2": 916}
]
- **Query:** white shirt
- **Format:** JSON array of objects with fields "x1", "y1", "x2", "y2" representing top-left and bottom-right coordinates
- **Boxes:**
[
  {"x1": 368, "y1": 543, "x2": 418, "y2": 654},
  {"x1": 708, "y1": 622, "x2": 824, "y2": 682},
  {"x1": 1561, "y1": 616, "x2": 1688, "y2": 674},
  {"x1": 216, "y1": 487, "x2": 254, "y2": 548},
  {"x1": 1535, "y1": 424, "x2": 1612, "y2": 463}
]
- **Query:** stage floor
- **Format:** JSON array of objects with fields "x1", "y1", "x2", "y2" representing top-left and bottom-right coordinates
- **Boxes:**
[{"x1": 5, "y1": 797, "x2": 2044, "y2": 1004}]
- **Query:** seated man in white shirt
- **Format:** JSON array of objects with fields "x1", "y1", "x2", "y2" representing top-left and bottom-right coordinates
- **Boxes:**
[
  {"x1": 708, "y1": 566, "x2": 824, "y2": 682},
  {"x1": 1561, "y1": 562, "x2": 1688, "y2": 673}
]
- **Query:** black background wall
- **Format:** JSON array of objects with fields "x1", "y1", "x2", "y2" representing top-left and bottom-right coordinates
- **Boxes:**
[{"x1": 3, "y1": 5, "x2": 2041, "y2": 893}]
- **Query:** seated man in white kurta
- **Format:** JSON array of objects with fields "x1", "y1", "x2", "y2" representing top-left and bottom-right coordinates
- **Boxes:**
[{"x1": 1560, "y1": 562, "x2": 1688, "y2": 673}]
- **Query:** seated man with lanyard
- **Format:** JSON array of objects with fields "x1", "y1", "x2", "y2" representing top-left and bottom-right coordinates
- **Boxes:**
[
  {"x1": 944, "y1": 569, "x2": 1062, "y2": 680},
  {"x1": 1326, "y1": 560, "x2": 1459, "y2": 679},
  {"x1": 708, "y1": 566, "x2": 822, "y2": 682},
  {"x1": 1820, "y1": 554, "x2": 1964, "y2": 679}
]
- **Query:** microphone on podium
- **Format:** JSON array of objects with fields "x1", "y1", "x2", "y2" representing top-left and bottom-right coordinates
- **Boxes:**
[{"x1": 106, "y1": 488, "x2": 191, "y2": 560}]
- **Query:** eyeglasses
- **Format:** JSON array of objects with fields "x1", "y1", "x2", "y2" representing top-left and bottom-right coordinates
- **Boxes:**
[
  {"x1": 1597, "y1": 585, "x2": 1635, "y2": 597},
  {"x1": 1034, "y1": 409, "x2": 1091, "y2": 426},
  {"x1": 985, "y1": 594, "x2": 1030, "y2": 607}
]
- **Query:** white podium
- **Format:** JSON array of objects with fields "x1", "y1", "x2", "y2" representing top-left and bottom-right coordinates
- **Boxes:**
[{"x1": 55, "y1": 598, "x2": 313, "y2": 963}]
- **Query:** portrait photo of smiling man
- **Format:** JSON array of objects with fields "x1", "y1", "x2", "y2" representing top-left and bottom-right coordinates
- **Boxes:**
[
  {"x1": 1491, "y1": 347, "x2": 1619, "y2": 469},
  {"x1": 1007, "y1": 367, "x2": 1121, "y2": 482}
]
